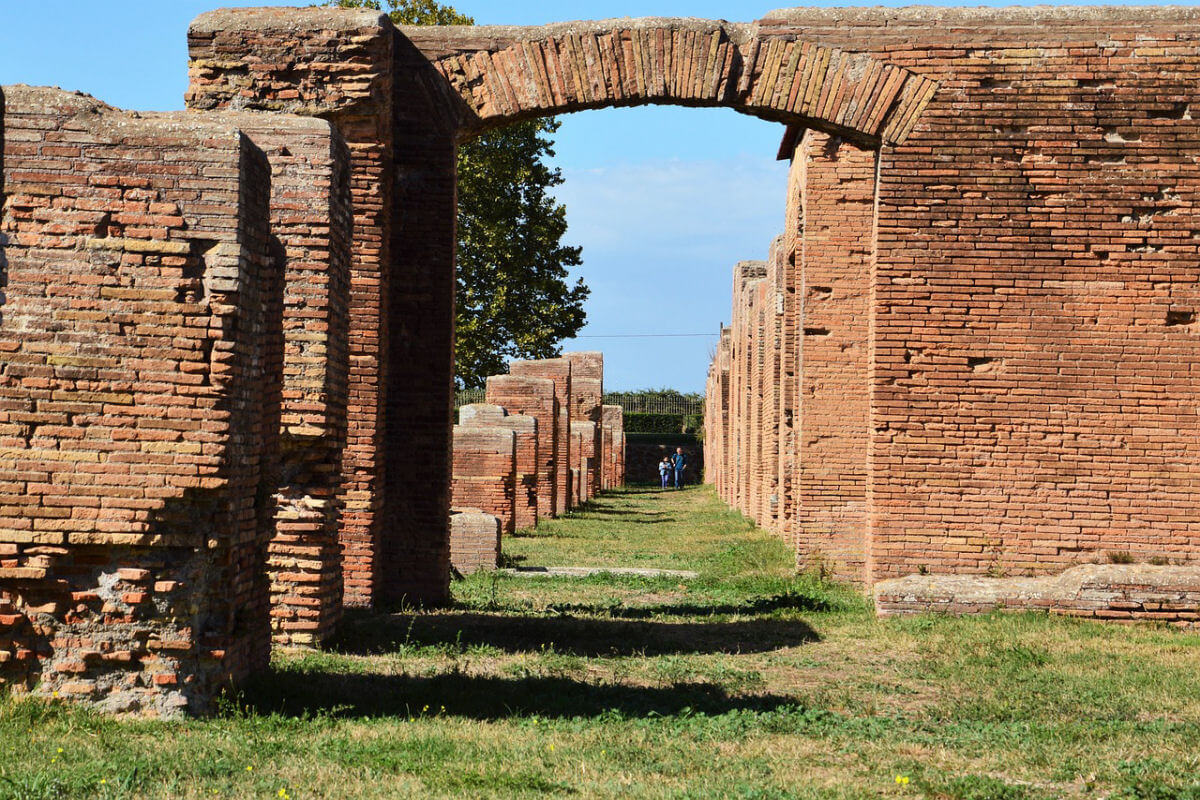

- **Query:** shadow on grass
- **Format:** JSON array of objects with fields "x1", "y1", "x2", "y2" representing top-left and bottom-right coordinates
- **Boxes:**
[
  {"x1": 243, "y1": 669, "x2": 800, "y2": 720},
  {"x1": 333, "y1": 611, "x2": 819, "y2": 657}
]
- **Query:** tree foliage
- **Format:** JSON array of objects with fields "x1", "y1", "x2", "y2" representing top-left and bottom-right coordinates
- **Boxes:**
[{"x1": 335, "y1": 0, "x2": 588, "y2": 388}]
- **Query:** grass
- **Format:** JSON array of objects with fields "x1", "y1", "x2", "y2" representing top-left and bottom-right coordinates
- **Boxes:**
[{"x1": 3, "y1": 485, "x2": 1200, "y2": 799}]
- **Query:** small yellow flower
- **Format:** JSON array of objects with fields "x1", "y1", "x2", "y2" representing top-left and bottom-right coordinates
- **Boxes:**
[
  {"x1": 547, "y1": 744, "x2": 555, "y2": 752},
  {"x1": 245, "y1": 766, "x2": 253, "y2": 772},
  {"x1": 51, "y1": 691, "x2": 59, "y2": 699},
  {"x1": 56, "y1": 748, "x2": 63, "y2": 754},
  {"x1": 895, "y1": 775, "x2": 910, "y2": 786},
  {"x1": 278, "y1": 790, "x2": 290, "y2": 799},
  {"x1": 100, "y1": 779, "x2": 107, "y2": 785}
]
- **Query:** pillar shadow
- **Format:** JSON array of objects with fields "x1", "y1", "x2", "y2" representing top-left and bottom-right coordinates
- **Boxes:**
[
  {"x1": 333, "y1": 611, "x2": 819, "y2": 658},
  {"x1": 243, "y1": 669, "x2": 803, "y2": 720}
]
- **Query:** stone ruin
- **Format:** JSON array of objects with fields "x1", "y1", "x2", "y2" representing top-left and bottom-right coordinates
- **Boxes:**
[
  {"x1": 5, "y1": 4, "x2": 1200, "y2": 711},
  {"x1": 450, "y1": 354, "x2": 627, "y2": 575}
]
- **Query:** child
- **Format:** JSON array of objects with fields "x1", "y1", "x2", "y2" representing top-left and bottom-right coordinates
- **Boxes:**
[{"x1": 659, "y1": 456, "x2": 672, "y2": 489}]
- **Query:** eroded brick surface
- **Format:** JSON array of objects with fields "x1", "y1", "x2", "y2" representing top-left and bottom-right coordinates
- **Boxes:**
[{"x1": 0, "y1": 87, "x2": 281, "y2": 713}]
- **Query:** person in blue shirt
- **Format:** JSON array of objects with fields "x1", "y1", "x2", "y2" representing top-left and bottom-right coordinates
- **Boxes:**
[
  {"x1": 670, "y1": 447, "x2": 688, "y2": 489},
  {"x1": 658, "y1": 456, "x2": 672, "y2": 490}
]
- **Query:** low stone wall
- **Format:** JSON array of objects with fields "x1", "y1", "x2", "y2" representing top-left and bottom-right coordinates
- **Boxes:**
[
  {"x1": 448, "y1": 511, "x2": 500, "y2": 575},
  {"x1": 875, "y1": 564, "x2": 1200, "y2": 630}
]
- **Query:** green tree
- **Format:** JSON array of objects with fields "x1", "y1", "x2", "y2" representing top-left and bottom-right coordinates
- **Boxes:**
[{"x1": 336, "y1": 0, "x2": 588, "y2": 388}]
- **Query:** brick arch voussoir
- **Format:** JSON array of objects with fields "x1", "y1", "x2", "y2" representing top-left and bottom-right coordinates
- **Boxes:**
[{"x1": 422, "y1": 22, "x2": 938, "y2": 146}]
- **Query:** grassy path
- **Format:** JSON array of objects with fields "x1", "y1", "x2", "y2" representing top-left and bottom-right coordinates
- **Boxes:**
[{"x1": 4, "y1": 486, "x2": 1200, "y2": 799}]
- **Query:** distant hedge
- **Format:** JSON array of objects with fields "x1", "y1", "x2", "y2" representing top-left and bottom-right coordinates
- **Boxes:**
[
  {"x1": 625, "y1": 412, "x2": 705, "y2": 435},
  {"x1": 625, "y1": 432, "x2": 700, "y2": 447}
]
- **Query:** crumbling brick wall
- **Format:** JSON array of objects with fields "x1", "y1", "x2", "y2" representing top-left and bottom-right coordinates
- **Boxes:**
[
  {"x1": 448, "y1": 511, "x2": 499, "y2": 575},
  {"x1": 450, "y1": 426, "x2": 516, "y2": 537},
  {"x1": 485, "y1": 375, "x2": 557, "y2": 521},
  {"x1": 0, "y1": 87, "x2": 281, "y2": 714},
  {"x1": 509, "y1": 358, "x2": 572, "y2": 515},
  {"x1": 459, "y1": 403, "x2": 538, "y2": 531},
  {"x1": 565, "y1": 352, "x2": 604, "y2": 494}
]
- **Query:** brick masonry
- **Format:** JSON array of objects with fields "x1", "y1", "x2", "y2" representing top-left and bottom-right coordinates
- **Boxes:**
[
  {"x1": 509, "y1": 358, "x2": 573, "y2": 516},
  {"x1": 0, "y1": 87, "x2": 283, "y2": 713},
  {"x1": 451, "y1": 425, "x2": 516, "y2": 537},
  {"x1": 485, "y1": 375, "x2": 558, "y2": 521},
  {"x1": 448, "y1": 511, "x2": 500, "y2": 576},
  {"x1": 9, "y1": 4, "x2": 1200, "y2": 712}
]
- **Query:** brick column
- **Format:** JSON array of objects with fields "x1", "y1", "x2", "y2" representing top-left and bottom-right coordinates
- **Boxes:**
[
  {"x1": 450, "y1": 426, "x2": 516, "y2": 537},
  {"x1": 509, "y1": 358, "x2": 572, "y2": 515},
  {"x1": 794, "y1": 130, "x2": 876, "y2": 583},
  {"x1": 565, "y1": 352, "x2": 604, "y2": 495},
  {"x1": 460, "y1": 403, "x2": 538, "y2": 531},
  {"x1": 485, "y1": 375, "x2": 557, "y2": 521}
]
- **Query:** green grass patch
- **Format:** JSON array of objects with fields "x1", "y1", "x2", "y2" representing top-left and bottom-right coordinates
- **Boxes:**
[{"x1": 4, "y1": 485, "x2": 1198, "y2": 798}]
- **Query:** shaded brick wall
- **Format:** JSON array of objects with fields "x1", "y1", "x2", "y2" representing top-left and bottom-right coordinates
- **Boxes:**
[
  {"x1": 0, "y1": 87, "x2": 281, "y2": 713},
  {"x1": 571, "y1": 421, "x2": 596, "y2": 503}
]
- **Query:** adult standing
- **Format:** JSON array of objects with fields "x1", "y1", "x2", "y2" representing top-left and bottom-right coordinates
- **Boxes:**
[{"x1": 671, "y1": 447, "x2": 688, "y2": 489}]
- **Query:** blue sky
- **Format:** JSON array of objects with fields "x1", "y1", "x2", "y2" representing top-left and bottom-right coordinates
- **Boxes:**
[{"x1": 1, "y1": 0, "x2": 1185, "y2": 391}]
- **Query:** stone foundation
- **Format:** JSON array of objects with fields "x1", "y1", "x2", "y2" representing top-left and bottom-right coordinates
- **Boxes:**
[{"x1": 875, "y1": 565, "x2": 1200, "y2": 630}]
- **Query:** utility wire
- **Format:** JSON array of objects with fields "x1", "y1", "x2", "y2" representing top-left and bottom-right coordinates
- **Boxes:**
[{"x1": 572, "y1": 333, "x2": 720, "y2": 339}]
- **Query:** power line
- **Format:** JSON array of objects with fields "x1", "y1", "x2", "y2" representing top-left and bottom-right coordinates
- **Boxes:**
[{"x1": 572, "y1": 333, "x2": 720, "y2": 339}]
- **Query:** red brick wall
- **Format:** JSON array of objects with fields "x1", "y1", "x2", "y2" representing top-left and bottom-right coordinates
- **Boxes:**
[
  {"x1": 459, "y1": 403, "x2": 539, "y2": 531},
  {"x1": 565, "y1": 352, "x2": 604, "y2": 494},
  {"x1": 0, "y1": 87, "x2": 281, "y2": 713},
  {"x1": 793, "y1": 131, "x2": 875, "y2": 582},
  {"x1": 450, "y1": 426, "x2": 515, "y2": 536},
  {"x1": 509, "y1": 358, "x2": 572, "y2": 515},
  {"x1": 571, "y1": 421, "x2": 596, "y2": 503},
  {"x1": 486, "y1": 375, "x2": 557, "y2": 520}
]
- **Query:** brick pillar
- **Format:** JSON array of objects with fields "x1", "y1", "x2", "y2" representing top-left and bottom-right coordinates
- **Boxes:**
[
  {"x1": 509, "y1": 358, "x2": 572, "y2": 515},
  {"x1": 0, "y1": 87, "x2": 281, "y2": 713},
  {"x1": 460, "y1": 403, "x2": 538, "y2": 531},
  {"x1": 448, "y1": 511, "x2": 499, "y2": 575},
  {"x1": 794, "y1": 130, "x2": 876, "y2": 583},
  {"x1": 220, "y1": 116, "x2": 353, "y2": 647},
  {"x1": 485, "y1": 375, "x2": 556, "y2": 521},
  {"x1": 564, "y1": 352, "x2": 604, "y2": 495},
  {"x1": 571, "y1": 421, "x2": 597, "y2": 503},
  {"x1": 187, "y1": 8, "x2": 400, "y2": 608},
  {"x1": 451, "y1": 426, "x2": 516, "y2": 537}
]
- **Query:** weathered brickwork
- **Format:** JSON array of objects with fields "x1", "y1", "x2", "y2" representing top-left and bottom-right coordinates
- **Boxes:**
[
  {"x1": 565, "y1": 352, "x2": 604, "y2": 495},
  {"x1": 450, "y1": 426, "x2": 516, "y2": 537},
  {"x1": 601, "y1": 405, "x2": 625, "y2": 490},
  {"x1": 485, "y1": 375, "x2": 558, "y2": 520},
  {"x1": 876, "y1": 564, "x2": 1200, "y2": 630},
  {"x1": 0, "y1": 87, "x2": 282, "y2": 712},
  {"x1": 459, "y1": 403, "x2": 539, "y2": 531},
  {"x1": 571, "y1": 421, "x2": 596, "y2": 504},
  {"x1": 448, "y1": 511, "x2": 500, "y2": 576},
  {"x1": 509, "y1": 359, "x2": 573, "y2": 515},
  {"x1": 11, "y1": 4, "x2": 1200, "y2": 714}
]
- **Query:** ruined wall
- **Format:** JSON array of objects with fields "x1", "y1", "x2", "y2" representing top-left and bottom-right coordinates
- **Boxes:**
[
  {"x1": 565, "y1": 352, "x2": 604, "y2": 494},
  {"x1": 571, "y1": 421, "x2": 595, "y2": 503},
  {"x1": 448, "y1": 511, "x2": 500, "y2": 575},
  {"x1": 187, "y1": 7, "x2": 456, "y2": 608},
  {"x1": 509, "y1": 359, "x2": 572, "y2": 515},
  {"x1": 792, "y1": 130, "x2": 875, "y2": 581},
  {"x1": 459, "y1": 403, "x2": 538, "y2": 531},
  {"x1": 0, "y1": 87, "x2": 281, "y2": 713},
  {"x1": 486, "y1": 375, "x2": 557, "y2": 521},
  {"x1": 450, "y1": 426, "x2": 516, "y2": 537}
]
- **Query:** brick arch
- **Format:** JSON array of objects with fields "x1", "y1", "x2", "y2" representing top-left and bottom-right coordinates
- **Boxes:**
[{"x1": 410, "y1": 20, "x2": 938, "y2": 145}]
